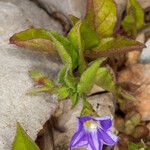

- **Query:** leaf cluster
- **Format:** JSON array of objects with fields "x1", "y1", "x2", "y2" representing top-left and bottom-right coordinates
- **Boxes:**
[{"x1": 10, "y1": 0, "x2": 148, "y2": 149}]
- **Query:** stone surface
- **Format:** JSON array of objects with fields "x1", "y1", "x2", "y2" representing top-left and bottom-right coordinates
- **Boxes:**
[
  {"x1": 0, "y1": 0, "x2": 62, "y2": 44},
  {"x1": 53, "y1": 93, "x2": 115, "y2": 149},
  {"x1": 126, "y1": 33, "x2": 146, "y2": 66},
  {"x1": 138, "y1": 0, "x2": 150, "y2": 9},
  {"x1": 35, "y1": 0, "x2": 87, "y2": 19},
  {"x1": 0, "y1": 1, "x2": 62, "y2": 149},
  {"x1": 118, "y1": 64, "x2": 150, "y2": 121},
  {"x1": 0, "y1": 1, "x2": 116, "y2": 149},
  {"x1": 140, "y1": 39, "x2": 150, "y2": 63},
  {"x1": 35, "y1": 0, "x2": 127, "y2": 21}
]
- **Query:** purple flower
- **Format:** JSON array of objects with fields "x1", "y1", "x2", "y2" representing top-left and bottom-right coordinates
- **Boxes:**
[{"x1": 70, "y1": 116, "x2": 118, "y2": 150}]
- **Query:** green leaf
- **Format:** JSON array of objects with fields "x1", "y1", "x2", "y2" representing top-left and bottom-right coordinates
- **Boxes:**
[
  {"x1": 57, "y1": 65, "x2": 68, "y2": 83},
  {"x1": 64, "y1": 69, "x2": 77, "y2": 91},
  {"x1": 122, "y1": 7, "x2": 137, "y2": 37},
  {"x1": 10, "y1": 28, "x2": 55, "y2": 54},
  {"x1": 81, "y1": 98, "x2": 98, "y2": 116},
  {"x1": 30, "y1": 70, "x2": 54, "y2": 87},
  {"x1": 85, "y1": 36, "x2": 145, "y2": 58},
  {"x1": 77, "y1": 59, "x2": 105, "y2": 94},
  {"x1": 84, "y1": 0, "x2": 95, "y2": 28},
  {"x1": 69, "y1": 16, "x2": 100, "y2": 50},
  {"x1": 95, "y1": 67, "x2": 117, "y2": 93},
  {"x1": 50, "y1": 33, "x2": 72, "y2": 68},
  {"x1": 95, "y1": 67, "x2": 135, "y2": 102},
  {"x1": 86, "y1": 0, "x2": 117, "y2": 37},
  {"x1": 56, "y1": 86, "x2": 69, "y2": 100},
  {"x1": 128, "y1": 142, "x2": 139, "y2": 150},
  {"x1": 12, "y1": 123, "x2": 39, "y2": 150},
  {"x1": 128, "y1": 140, "x2": 150, "y2": 150},
  {"x1": 81, "y1": 22, "x2": 100, "y2": 49},
  {"x1": 29, "y1": 70, "x2": 45, "y2": 85},
  {"x1": 28, "y1": 87, "x2": 51, "y2": 95},
  {"x1": 51, "y1": 32, "x2": 78, "y2": 69},
  {"x1": 68, "y1": 21, "x2": 86, "y2": 74},
  {"x1": 122, "y1": 0, "x2": 144, "y2": 36},
  {"x1": 70, "y1": 93, "x2": 79, "y2": 108},
  {"x1": 69, "y1": 15, "x2": 80, "y2": 25}
]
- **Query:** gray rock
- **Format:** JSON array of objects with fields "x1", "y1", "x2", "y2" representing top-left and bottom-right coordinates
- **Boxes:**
[
  {"x1": 35, "y1": 0, "x2": 87, "y2": 19},
  {"x1": 138, "y1": 0, "x2": 150, "y2": 9},
  {"x1": 0, "y1": 1, "x2": 116, "y2": 149},
  {"x1": 0, "y1": 0, "x2": 62, "y2": 44},
  {"x1": 140, "y1": 39, "x2": 150, "y2": 63},
  {"x1": 0, "y1": 1, "x2": 62, "y2": 149},
  {"x1": 53, "y1": 93, "x2": 115, "y2": 149}
]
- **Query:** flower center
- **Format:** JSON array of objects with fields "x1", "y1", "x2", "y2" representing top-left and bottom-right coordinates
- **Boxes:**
[{"x1": 84, "y1": 120, "x2": 99, "y2": 132}]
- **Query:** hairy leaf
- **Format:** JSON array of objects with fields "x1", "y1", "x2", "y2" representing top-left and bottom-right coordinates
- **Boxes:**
[
  {"x1": 10, "y1": 28, "x2": 55, "y2": 54},
  {"x1": 29, "y1": 70, "x2": 46, "y2": 85},
  {"x1": 81, "y1": 98, "x2": 98, "y2": 116},
  {"x1": 69, "y1": 16, "x2": 100, "y2": 50},
  {"x1": 28, "y1": 87, "x2": 51, "y2": 95},
  {"x1": 122, "y1": 0, "x2": 144, "y2": 36},
  {"x1": 12, "y1": 123, "x2": 39, "y2": 150},
  {"x1": 71, "y1": 93, "x2": 79, "y2": 108},
  {"x1": 128, "y1": 140, "x2": 150, "y2": 150},
  {"x1": 56, "y1": 86, "x2": 69, "y2": 100},
  {"x1": 85, "y1": 36, "x2": 145, "y2": 58},
  {"x1": 68, "y1": 21, "x2": 86, "y2": 73},
  {"x1": 69, "y1": 15, "x2": 80, "y2": 25},
  {"x1": 77, "y1": 59, "x2": 104, "y2": 94},
  {"x1": 57, "y1": 65, "x2": 68, "y2": 83},
  {"x1": 64, "y1": 69, "x2": 77, "y2": 91},
  {"x1": 95, "y1": 67, "x2": 117, "y2": 93},
  {"x1": 86, "y1": 0, "x2": 117, "y2": 37},
  {"x1": 95, "y1": 68, "x2": 135, "y2": 101},
  {"x1": 51, "y1": 32, "x2": 78, "y2": 69},
  {"x1": 30, "y1": 70, "x2": 54, "y2": 87},
  {"x1": 81, "y1": 22, "x2": 100, "y2": 49},
  {"x1": 50, "y1": 33, "x2": 72, "y2": 68}
]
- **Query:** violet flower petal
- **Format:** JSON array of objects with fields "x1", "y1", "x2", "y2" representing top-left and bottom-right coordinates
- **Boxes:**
[
  {"x1": 98, "y1": 116, "x2": 112, "y2": 130},
  {"x1": 99, "y1": 129, "x2": 118, "y2": 145},
  {"x1": 79, "y1": 116, "x2": 94, "y2": 123},
  {"x1": 79, "y1": 116, "x2": 112, "y2": 130},
  {"x1": 87, "y1": 131, "x2": 102, "y2": 150},
  {"x1": 70, "y1": 129, "x2": 87, "y2": 149}
]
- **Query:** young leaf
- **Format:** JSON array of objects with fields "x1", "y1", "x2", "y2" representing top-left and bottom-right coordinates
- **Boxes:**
[
  {"x1": 128, "y1": 142, "x2": 140, "y2": 150},
  {"x1": 50, "y1": 33, "x2": 72, "y2": 68},
  {"x1": 128, "y1": 140, "x2": 150, "y2": 150},
  {"x1": 69, "y1": 16, "x2": 100, "y2": 50},
  {"x1": 12, "y1": 123, "x2": 39, "y2": 150},
  {"x1": 77, "y1": 59, "x2": 105, "y2": 94},
  {"x1": 30, "y1": 70, "x2": 54, "y2": 87},
  {"x1": 51, "y1": 32, "x2": 78, "y2": 69},
  {"x1": 56, "y1": 86, "x2": 69, "y2": 100},
  {"x1": 69, "y1": 15, "x2": 80, "y2": 25},
  {"x1": 28, "y1": 87, "x2": 51, "y2": 95},
  {"x1": 68, "y1": 21, "x2": 86, "y2": 73},
  {"x1": 81, "y1": 98, "x2": 98, "y2": 116},
  {"x1": 81, "y1": 22, "x2": 100, "y2": 49},
  {"x1": 85, "y1": 36, "x2": 145, "y2": 58},
  {"x1": 122, "y1": 0, "x2": 144, "y2": 36},
  {"x1": 70, "y1": 93, "x2": 79, "y2": 108},
  {"x1": 86, "y1": 0, "x2": 117, "y2": 37},
  {"x1": 29, "y1": 70, "x2": 46, "y2": 85},
  {"x1": 95, "y1": 68, "x2": 135, "y2": 101},
  {"x1": 64, "y1": 69, "x2": 77, "y2": 91},
  {"x1": 57, "y1": 65, "x2": 68, "y2": 83},
  {"x1": 95, "y1": 67, "x2": 117, "y2": 93},
  {"x1": 122, "y1": 7, "x2": 137, "y2": 37},
  {"x1": 10, "y1": 28, "x2": 55, "y2": 54}
]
